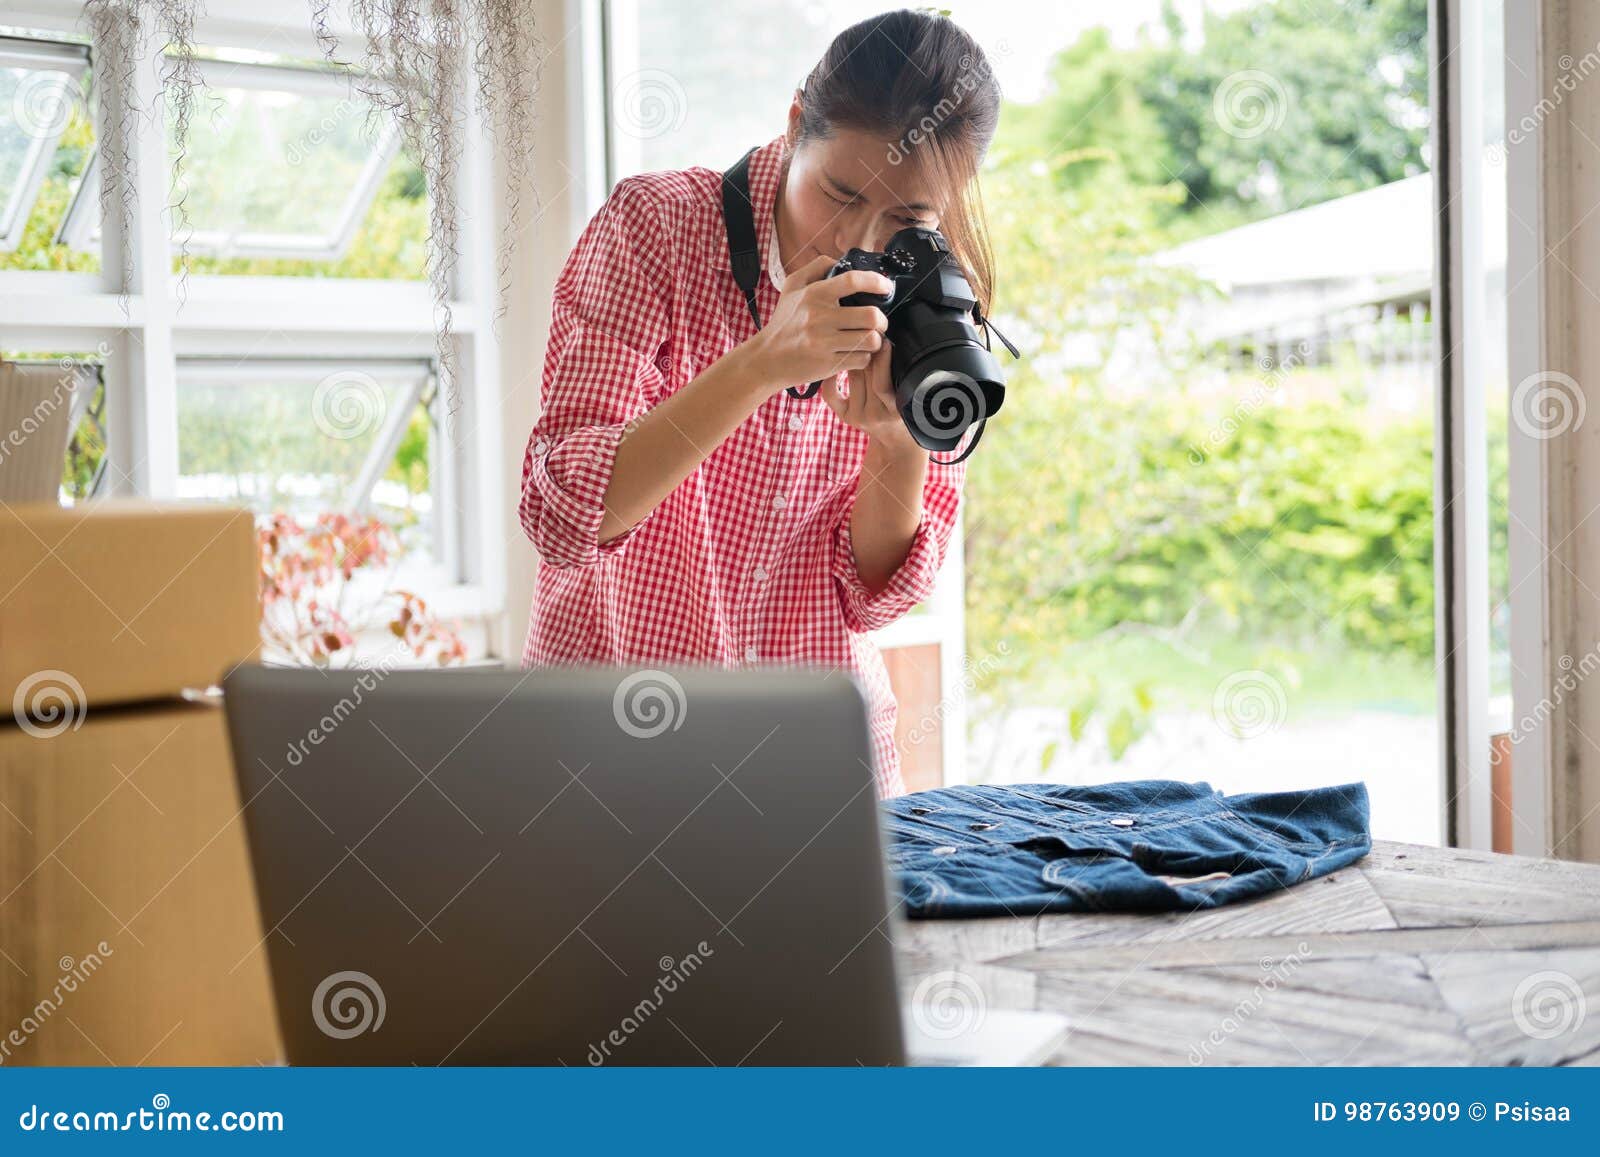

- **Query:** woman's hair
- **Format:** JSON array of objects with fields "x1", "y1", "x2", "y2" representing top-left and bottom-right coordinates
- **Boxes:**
[{"x1": 793, "y1": 8, "x2": 1001, "y2": 310}]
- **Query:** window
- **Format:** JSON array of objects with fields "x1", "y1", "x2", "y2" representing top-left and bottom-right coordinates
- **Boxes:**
[
  {"x1": 0, "y1": 33, "x2": 96, "y2": 271},
  {"x1": 175, "y1": 358, "x2": 441, "y2": 563},
  {"x1": 605, "y1": 1, "x2": 1443, "y2": 838},
  {"x1": 0, "y1": 13, "x2": 504, "y2": 642},
  {"x1": 58, "y1": 55, "x2": 426, "y2": 279}
]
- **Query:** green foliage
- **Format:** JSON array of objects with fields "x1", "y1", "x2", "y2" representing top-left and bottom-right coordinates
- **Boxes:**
[
  {"x1": 178, "y1": 158, "x2": 429, "y2": 280},
  {"x1": 965, "y1": 366, "x2": 1437, "y2": 675},
  {"x1": 0, "y1": 87, "x2": 99, "y2": 273},
  {"x1": 385, "y1": 409, "x2": 432, "y2": 497},
  {"x1": 997, "y1": 0, "x2": 1429, "y2": 237},
  {"x1": 0, "y1": 72, "x2": 428, "y2": 280},
  {"x1": 968, "y1": 0, "x2": 1439, "y2": 758}
]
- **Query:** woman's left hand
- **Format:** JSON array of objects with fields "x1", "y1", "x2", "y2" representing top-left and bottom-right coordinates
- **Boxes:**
[{"x1": 821, "y1": 338, "x2": 922, "y2": 460}]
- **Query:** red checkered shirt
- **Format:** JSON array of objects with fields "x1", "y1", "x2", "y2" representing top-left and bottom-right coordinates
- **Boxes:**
[{"x1": 518, "y1": 133, "x2": 966, "y2": 798}]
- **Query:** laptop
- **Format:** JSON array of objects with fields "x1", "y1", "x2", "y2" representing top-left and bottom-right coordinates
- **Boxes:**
[{"x1": 221, "y1": 663, "x2": 1067, "y2": 1066}]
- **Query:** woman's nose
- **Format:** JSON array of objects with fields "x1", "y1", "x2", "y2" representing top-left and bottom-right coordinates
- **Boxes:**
[{"x1": 836, "y1": 225, "x2": 887, "y2": 256}]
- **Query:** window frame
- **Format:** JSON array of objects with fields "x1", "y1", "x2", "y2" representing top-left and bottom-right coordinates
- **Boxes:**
[
  {"x1": 0, "y1": 34, "x2": 91, "y2": 251},
  {"x1": 170, "y1": 355, "x2": 445, "y2": 567},
  {"x1": 0, "y1": 2, "x2": 506, "y2": 628},
  {"x1": 1439, "y1": 0, "x2": 1553, "y2": 853},
  {"x1": 56, "y1": 56, "x2": 404, "y2": 262}
]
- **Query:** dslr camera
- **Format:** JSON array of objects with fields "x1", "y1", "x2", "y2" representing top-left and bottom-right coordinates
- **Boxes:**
[{"x1": 802, "y1": 225, "x2": 1010, "y2": 457}]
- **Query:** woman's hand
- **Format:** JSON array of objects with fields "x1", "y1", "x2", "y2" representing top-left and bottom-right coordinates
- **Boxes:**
[
  {"x1": 822, "y1": 338, "x2": 923, "y2": 459},
  {"x1": 746, "y1": 255, "x2": 893, "y2": 392}
]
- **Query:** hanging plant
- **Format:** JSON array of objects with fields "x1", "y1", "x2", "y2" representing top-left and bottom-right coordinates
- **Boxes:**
[
  {"x1": 85, "y1": 0, "x2": 544, "y2": 418},
  {"x1": 86, "y1": 0, "x2": 138, "y2": 300}
]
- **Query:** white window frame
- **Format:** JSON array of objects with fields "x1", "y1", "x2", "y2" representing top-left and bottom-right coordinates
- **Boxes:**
[
  {"x1": 171, "y1": 355, "x2": 445, "y2": 563},
  {"x1": 0, "y1": 35, "x2": 90, "y2": 251},
  {"x1": 0, "y1": 0, "x2": 505, "y2": 626},
  {"x1": 57, "y1": 56, "x2": 402, "y2": 262},
  {"x1": 1439, "y1": 0, "x2": 1553, "y2": 854}
]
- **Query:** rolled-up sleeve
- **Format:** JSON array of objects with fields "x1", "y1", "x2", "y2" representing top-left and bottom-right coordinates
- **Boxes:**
[
  {"x1": 831, "y1": 455, "x2": 966, "y2": 633},
  {"x1": 519, "y1": 178, "x2": 671, "y2": 570}
]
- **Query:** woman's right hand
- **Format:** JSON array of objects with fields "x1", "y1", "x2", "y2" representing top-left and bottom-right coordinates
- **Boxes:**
[{"x1": 747, "y1": 255, "x2": 893, "y2": 392}]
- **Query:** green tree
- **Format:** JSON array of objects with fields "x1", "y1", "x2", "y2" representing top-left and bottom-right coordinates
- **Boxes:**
[{"x1": 997, "y1": 0, "x2": 1429, "y2": 237}]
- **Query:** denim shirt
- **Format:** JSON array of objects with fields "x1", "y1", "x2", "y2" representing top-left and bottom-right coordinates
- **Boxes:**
[{"x1": 882, "y1": 780, "x2": 1371, "y2": 918}]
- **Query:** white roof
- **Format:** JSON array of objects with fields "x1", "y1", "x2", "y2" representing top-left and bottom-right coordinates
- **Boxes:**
[{"x1": 1156, "y1": 172, "x2": 1461, "y2": 289}]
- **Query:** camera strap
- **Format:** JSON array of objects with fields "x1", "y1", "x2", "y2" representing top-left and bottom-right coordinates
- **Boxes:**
[
  {"x1": 721, "y1": 146, "x2": 764, "y2": 333},
  {"x1": 722, "y1": 146, "x2": 823, "y2": 400}
]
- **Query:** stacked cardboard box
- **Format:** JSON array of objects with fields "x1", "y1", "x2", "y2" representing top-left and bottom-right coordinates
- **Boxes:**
[{"x1": 0, "y1": 502, "x2": 281, "y2": 1065}]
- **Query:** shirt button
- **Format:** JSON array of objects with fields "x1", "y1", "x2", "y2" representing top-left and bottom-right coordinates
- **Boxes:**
[
  {"x1": 744, "y1": 645, "x2": 758, "y2": 662},
  {"x1": 788, "y1": 414, "x2": 804, "y2": 431},
  {"x1": 771, "y1": 494, "x2": 787, "y2": 511},
  {"x1": 532, "y1": 437, "x2": 549, "y2": 455},
  {"x1": 753, "y1": 565, "x2": 768, "y2": 582}
]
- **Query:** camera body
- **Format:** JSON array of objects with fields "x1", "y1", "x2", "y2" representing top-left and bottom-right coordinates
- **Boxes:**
[{"x1": 822, "y1": 226, "x2": 1006, "y2": 454}]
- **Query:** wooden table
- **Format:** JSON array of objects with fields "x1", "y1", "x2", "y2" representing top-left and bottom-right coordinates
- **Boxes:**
[{"x1": 894, "y1": 840, "x2": 1600, "y2": 1065}]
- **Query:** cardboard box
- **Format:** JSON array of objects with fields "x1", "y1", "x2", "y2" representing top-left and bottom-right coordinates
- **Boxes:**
[
  {"x1": 0, "y1": 502, "x2": 260, "y2": 712},
  {"x1": 0, "y1": 699, "x2": 281, "y2": 1065}
]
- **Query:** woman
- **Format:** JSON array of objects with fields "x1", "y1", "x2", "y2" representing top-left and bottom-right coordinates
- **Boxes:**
[{"x1": 519, "y1": 9, "x2": 1001, "y2": 798}]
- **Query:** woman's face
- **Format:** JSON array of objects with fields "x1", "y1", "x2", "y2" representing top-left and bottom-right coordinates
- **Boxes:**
[{"x1": 774, "y1": 101, "x2": 945, "y2": 274}]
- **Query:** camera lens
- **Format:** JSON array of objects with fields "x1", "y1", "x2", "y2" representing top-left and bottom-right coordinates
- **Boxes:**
[{"x1": 895, "y1": 342, "x2": 1005, "y2": 452}]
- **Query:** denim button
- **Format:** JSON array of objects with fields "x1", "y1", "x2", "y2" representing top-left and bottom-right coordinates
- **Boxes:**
[{"x1": 1110, "y1": 817, "x2": 1135, "y2": 828}]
